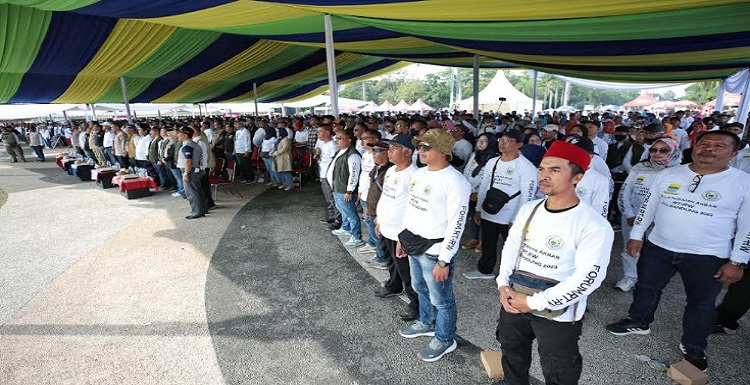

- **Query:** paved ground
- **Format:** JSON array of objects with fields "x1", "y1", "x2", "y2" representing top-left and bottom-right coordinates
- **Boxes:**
[{"x1": 0, "y1": 146, "x2": 748, "y2": 384}]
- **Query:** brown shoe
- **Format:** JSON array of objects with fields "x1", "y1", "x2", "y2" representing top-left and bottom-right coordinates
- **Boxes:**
[
  {"x1": 461, "y1": 239, "x2": 479, "y2": 250},
  {"x1": 475, "y1": 241, "x2": 482, "y2": 253}
]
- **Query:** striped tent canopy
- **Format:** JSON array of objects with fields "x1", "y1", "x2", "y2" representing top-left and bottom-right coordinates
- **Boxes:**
[{"x1": 1, "y1": 0, "x2": 749, "y2": 104}]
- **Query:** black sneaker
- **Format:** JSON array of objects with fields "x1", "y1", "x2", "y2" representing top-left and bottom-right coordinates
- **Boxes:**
[
  {"x1": 373, "y1": 287, "x2": 403, "y2": 298},
  {"x1": 606, "y1": 318, "x2": 651, "y2": 336},
  {"x1": 327, "y1": 222, "x2": 341, "y2": 231},
  {"x1": 682, "y1": 345, "x2": 708, "y2": 372},
  {"x1": 711, "y1": 324, "x2": 737, "y2": 335}
]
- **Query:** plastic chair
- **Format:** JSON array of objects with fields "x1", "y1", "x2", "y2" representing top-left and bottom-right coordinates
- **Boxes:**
[
  {"x1": 292, "y1": 149, "x2": 312, "y2": 190},
  {"x1": 209, "y1": 160, "x2": 242, "y2": 201}
]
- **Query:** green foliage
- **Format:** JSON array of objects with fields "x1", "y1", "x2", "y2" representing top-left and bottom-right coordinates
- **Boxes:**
[
  {"x1": 338, "y1": 68, "x2": 495, "y2": 109},
  {"x1": 656, "y1": 90, "x2": 677, "y2": 101},
  {"x1": 685, "y1": 81, "x2": 720, "y2": 104}
]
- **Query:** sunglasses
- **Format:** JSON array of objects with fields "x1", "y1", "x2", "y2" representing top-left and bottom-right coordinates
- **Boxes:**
[
  {"x1": 417, "y1": 143, "x2": 432, "y2": 152},
  {"x1": 373, "y1": 148, "x2": 387, "y2": 153},
  {"x1": 648, "y1": 147, "x2": 670, "y2": 154},
  {"x1": 450, "y1": 129, "x2": 461, "y2": 133}
]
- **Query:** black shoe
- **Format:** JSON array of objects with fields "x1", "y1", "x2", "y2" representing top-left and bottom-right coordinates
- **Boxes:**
[
  {"x1": 185, "y1": 214, "x2": 204, "y2": 219},
  {"x1": 711, "y1": 324, "x2": 737, "y2": 335},
  {"x1": 606, "y1": 318, "x2": 651, "y2": 336},
  {"x1": 374, "y1": 287, "x2": 403, "y2": 298},
  {"x1": 327, "y1": 222, "x2": 341, "y2": 231},
  {"x1": 683, "y1": 346, "x2": 708, "y2": 372},
  {"x1": 400, "y1": 307, "x2": 420, "y2": 321}
]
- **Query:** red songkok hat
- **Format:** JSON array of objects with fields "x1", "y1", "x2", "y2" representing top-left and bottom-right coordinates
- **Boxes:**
[{"x1": 543, "y1": 141, "x2": 591, "y2": 171}]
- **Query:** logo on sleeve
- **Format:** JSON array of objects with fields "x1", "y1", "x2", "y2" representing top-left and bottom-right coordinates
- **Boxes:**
[
  {"x1": 702, "y1": 191, "x2": 721, "y2": 201},
  {"x1": 546, "y1": 235, "x2": 563, "y2": 250}
]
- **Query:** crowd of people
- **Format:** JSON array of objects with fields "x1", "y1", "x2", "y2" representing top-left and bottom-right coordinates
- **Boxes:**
[{"x1": 3, "y1": 106, "x2": 750, "y2": 383}]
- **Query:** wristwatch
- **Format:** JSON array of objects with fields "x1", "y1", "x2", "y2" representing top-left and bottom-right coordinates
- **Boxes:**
[
  {"x1": 729, "y1": 261, "x2": 747, "y2": 270},
  {"x1": 437, "y1": 260, "x2": 450, "y2": 268}
]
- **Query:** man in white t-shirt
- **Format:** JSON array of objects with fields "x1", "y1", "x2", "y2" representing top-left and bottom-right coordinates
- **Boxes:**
[
  {"x1": 374, "y1": 134, "x2": 420, "y2": 321},
  {"x1": 607, "y1": 130, "x2": 750, "y2": 372},
  {"x1": 465, "y1": 130, "x2": 538, "y2": 280},
  {"x1": 565, "y1": 136, "x2": 611, "y2": 218},
  {"x1": 397, "y1": 129, "x2": 470, "y2": 363},
  {"x1": 497, "y1": 140, "x2": 613, "y2": 385},
  {"x1": 449, "y1": 125, "x2": 473, "y2": 172},
  {"x1": 314, "y1": 123, "x2": 340, "y2": 228}
]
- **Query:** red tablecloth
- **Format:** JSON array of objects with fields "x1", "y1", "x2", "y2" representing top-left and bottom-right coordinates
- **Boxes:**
[
  {"x1": 55, "y1": 156, "x2": 64, "y2": 170},
  {"x1": 56, "y1": 156, "x2": 76, "y2": 170},
  {"x1": 111, "y1": 176, "x2": 160, "y2": 192}
]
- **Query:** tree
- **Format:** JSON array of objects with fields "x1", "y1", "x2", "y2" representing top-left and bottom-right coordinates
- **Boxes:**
[
  {"x1": 657, "y1": 90, "x2": 677, "y2": 101},
  {"x1": 685, "y1": 81, "x2": 720, "y2": 104}
]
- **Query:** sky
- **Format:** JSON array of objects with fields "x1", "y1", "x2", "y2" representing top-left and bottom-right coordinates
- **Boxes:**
[{"x1": 378, "y1": 63, "x2": 691, "y2": 98}]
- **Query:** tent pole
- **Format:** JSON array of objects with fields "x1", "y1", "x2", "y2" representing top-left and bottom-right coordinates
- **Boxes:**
[
  {"x1": 253, "y1": 82, "x2": 259, "y2": 116},
  {"x1": 531, "y1": 71, "x2": 538, "y2": 118},
  {"x1": 473, "y1": 55, "x2": 480, "y2": 121},
  {"x1": 157, "y1": 110, "x2": 161, "y2": 120},
  {"x1": 63, "y1": 110, "x2": 70, "y2": 126},
  {"x1": 714, "y1": 80, "x2": 725, "y2": 113},
  {"x1": 90, "y1": 103, "x2": 98, "y2": 121},
  {"x1": 119, "y1": 77, "x2": 133, "y2": 124},
  {"x1": 324, "y1": 14, "x2": 339, "y2": 118}
]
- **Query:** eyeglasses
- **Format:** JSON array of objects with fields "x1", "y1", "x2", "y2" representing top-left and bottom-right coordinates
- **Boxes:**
[
  {"x1": 648, "y1": 147, "x2": 671, "y2": 154},
  {"x1": 360, "y1": 136, "x2": 376, "y2": 140},
  {"x1": 498, "y1": 138, "x2": 517, "y2": 143},
  {"x1": 417, "y1": 143, "x2": 432, "y2": 152},
  {"x1": 450, "y1": 129, "x2": 460, "y2": 133},
  {"x1": 333, "y1": 136, "x2": 342, "y2": 141},
  {"x1": 688, "y1": 174, "x2": 703, "y2": 193},
  {"x1": 373, "y1": 148, "x2": 387, "y2": 153}
]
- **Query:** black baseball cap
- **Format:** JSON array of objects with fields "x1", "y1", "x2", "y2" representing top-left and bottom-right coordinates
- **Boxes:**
[
  {"x1": 381, "y1": 134, "x2": 415, "y2": 150},
  {"x1": 500, "y1": 129, "x2": 525, "y2": 143}
]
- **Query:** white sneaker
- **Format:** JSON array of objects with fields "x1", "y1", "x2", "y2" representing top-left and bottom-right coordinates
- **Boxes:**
[
  {"x1": 357, "y1": 244, "x2": 376, "y2": 253},
  {"x1": 257, "y1": 177, "x2": 265, "y2": 183},
  {"x1": 332, "y1": 229, "x2": 350, "y2": 236},
  {"x1": 344, "y1": 237, "x2": 365, "y2": 248},
  {"x1": 171, "y1": 192, "x2": 181, "y2": 197},
  {"x1": 615, "y1": 277, "x2": 637, "y2": 292}
]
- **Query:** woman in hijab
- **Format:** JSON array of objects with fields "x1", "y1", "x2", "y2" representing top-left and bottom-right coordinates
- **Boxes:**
[
  {"x1": 461, "y1": 132, "x2": 499, "y2": 252},
  {"x1": 520, "y1": 131, "x2": 547, "y2": 167},
  {"x1": 262, "y1": 127, "x2": 279, "y2": 186},
  {"x1": 271, "y1": 126, "x2": 294, "y2": 191},
  {"x1": 615, "y1": 136, "x2": 682, "y2": 292}
]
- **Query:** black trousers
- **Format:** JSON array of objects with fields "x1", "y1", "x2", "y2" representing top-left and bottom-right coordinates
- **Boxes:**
[
  {"x1": 478, "y1": 219, "x2": 509, "y2": 274},
  {"x1": 716, "y1": 271, "x2": 750, "y2": 330},
  {"x1": 498, "y1": 310, "x2": 583, "y2": 385},
  {"x1": 202, "y1": 168, "x2": 215, "y2": 207},
  {"x1": 382, "y1": 236, "x2": 418, "y2": 309}
]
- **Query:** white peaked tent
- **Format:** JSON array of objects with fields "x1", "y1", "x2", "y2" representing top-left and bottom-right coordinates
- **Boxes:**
[
  {"x1": 361, "y1": 100, "x2": 379, "y2": 113},
  {"x1": 409, "y1": 99, "x2": 435, "y2": 112},
  {"x1": 393, "y1": 99, "x2": 411, "y2": 111},
  {"x1": 375, "y1": 100, "x2": 394, "y2": 112},
  {"x1": 459, "y1": 71, "x2": 542, "y2": 113}
]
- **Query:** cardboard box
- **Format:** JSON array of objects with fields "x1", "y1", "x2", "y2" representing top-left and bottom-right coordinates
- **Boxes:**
[
  {"x1": 480, "y1": 350, "x2": 504, "y2": 379},
  {"x1": 668, "y1": 360, "x2": 708, "y2": 385}
]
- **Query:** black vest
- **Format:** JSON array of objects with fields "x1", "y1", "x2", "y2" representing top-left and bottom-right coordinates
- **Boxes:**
[{"x1": 606, "y1": 141, "x2": 631, "y2": 169}]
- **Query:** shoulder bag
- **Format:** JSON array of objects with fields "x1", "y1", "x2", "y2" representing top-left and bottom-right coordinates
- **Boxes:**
[{"x1": 482, "y1": 158, "x2": 520, "y2": 215}]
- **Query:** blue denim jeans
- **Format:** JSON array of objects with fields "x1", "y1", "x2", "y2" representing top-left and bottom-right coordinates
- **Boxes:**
[
  {"x1": 333, "y1": 192, "x2": 361, "y2": 239},
  {"x1": 360, "y1": 200, "x2": 378, "y2": 246},
  {"x1": 170, "y1": 168, "x2": 185, "y2": 196},
  {"x1": 410, "y1": 253, "x2": 458, "y2": 343},
  {"x1": 263, "y1": 157, "x2": 279, "y2": 182},
  {"x1": 629, "y1": 241, "x2": 725, "y2": 351},
  {"x1": 278, "y1": 171, "x2": 294, "y2": 185}
]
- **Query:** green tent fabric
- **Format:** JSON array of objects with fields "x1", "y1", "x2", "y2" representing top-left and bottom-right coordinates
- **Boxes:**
[{"x1": 0, "y1": 0, "x2": 748, "y2": 103}]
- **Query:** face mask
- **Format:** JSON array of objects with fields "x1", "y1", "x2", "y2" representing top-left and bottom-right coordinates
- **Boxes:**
[{"x1": 614, "y1": 134, "x2": 627, "y2": 142}]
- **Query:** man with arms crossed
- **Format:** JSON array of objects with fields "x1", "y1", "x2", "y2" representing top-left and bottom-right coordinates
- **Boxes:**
[{"x1": 497, "y1": 141, "x2": 614, "y2": 385}]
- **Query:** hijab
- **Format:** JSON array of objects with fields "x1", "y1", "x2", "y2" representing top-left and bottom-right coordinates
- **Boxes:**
[
  {"x1": 264, "y1": 126, "x2": 277, "y2": 140},
  {"x1": 471, "y1": 133, "x2": 499, "y2": 177},
  {"x1": 643, "y1": 137, "x2": 681, "y2": 170}
]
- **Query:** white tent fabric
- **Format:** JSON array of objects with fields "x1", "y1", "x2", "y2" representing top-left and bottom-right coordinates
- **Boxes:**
[
  {"x1": 375, "y1": 100, "x2": 394, "y2": 112},
  {"x1": 281, "y1": 95, "x2": 367, "y2": 109},
  {"x1": 393, "y1": 99, "x2": 411, "y2": 111},
  {"x1": 719, "y1": 68, "x2": 750, "y2": 125},
  {"x1": 551, "y1": 75, "x2": 681, "y2": 91},
  {"x1": 409, "y1": 99, "x2": 434, "y2": 112},
  {"x1": 361, "y1": 101, "x2": 378, "y2": 113},
  {"x1": 459, "y1": 71, "x2": 542, "y2": 113}
]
